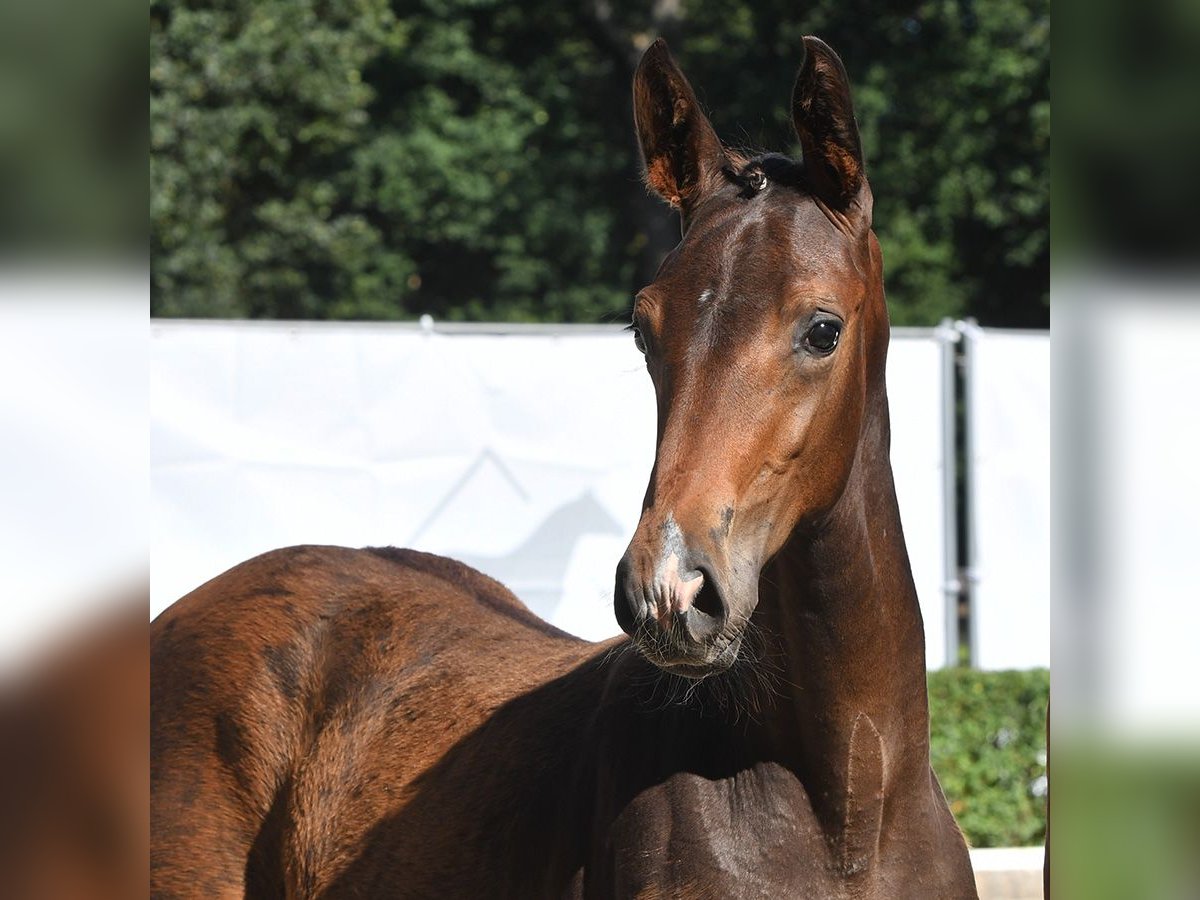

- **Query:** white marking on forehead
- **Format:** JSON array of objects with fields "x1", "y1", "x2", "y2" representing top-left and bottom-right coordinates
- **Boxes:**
[{"x1": 690, "y1": 287, "x2": 727, "y2": 356}]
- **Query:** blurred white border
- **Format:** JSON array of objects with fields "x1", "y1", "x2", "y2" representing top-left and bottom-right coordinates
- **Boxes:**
[
  {"x1": 1056, "y1": 274, "x2": 1200, "y2": 739},
  {"x1": 0, "y1": 267, "x2": 148, "y2": 675}
]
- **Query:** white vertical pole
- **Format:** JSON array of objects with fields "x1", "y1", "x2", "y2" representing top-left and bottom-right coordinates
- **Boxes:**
[{"x1": 936, "y1": 318, "x2": 962, "y2": 668}]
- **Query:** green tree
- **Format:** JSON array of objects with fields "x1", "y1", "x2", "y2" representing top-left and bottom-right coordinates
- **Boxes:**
[
  {"x1": 151, "y1": 0, "x2": 1048, "y2": 327},
  {"x1": 151, "y1": 0, "x2": 408, "y2": 317}
]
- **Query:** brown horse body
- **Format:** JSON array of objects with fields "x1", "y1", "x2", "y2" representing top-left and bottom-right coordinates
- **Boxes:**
[{"x1": 152, "y1": 38, "x2": 977, "y2": 899}]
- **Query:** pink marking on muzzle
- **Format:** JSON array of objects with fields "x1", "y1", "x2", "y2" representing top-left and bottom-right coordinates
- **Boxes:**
[{"x1": 654, "y1": 552, "x2": 706, "y2": 624}]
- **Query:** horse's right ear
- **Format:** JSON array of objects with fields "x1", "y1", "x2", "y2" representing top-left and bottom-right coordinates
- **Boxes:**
[{"x1": 633, "y1": 39, "x2": 727, "y2": 223}]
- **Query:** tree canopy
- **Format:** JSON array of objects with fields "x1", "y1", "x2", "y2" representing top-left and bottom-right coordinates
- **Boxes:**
[{"x1": 151, "y1": 0, "x2": 1048, "y2": 327}]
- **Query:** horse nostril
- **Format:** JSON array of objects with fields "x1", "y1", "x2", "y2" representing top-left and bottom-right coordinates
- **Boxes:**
[
  {"x1": 692, "y1": 567, "x2": 725, "y2": 621},
  {"x1": 680, "y1": 565, "x2": 727, "y2": 644}
]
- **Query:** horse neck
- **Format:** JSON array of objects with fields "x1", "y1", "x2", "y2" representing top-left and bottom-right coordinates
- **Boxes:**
[{"x1": 751, "y1": 393, "x2": 931, "y2": 821}]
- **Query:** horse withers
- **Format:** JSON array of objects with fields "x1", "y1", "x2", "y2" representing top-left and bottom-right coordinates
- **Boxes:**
[{"x1": 152, "y1": 37, "x2": 978, "y2": 899}]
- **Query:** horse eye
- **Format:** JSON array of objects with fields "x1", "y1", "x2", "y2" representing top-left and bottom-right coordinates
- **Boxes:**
[
  {"x1": 747, "y1": 170, "x2": 767, "y2": 192},
  {"x1": 804, "y1": 320, "x2": 841, "y2": 354},
  {"x1": 630, "y1": 322, "x2": 647, "y2": 354}
]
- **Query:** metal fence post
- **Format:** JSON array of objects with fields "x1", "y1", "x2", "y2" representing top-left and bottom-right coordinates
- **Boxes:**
[
  {"x1": 956, "y1": 318, "x2": 984, "y2": 668},
  {"x1": 936, "y1": 318, "x2": 962, "y2": 668}
]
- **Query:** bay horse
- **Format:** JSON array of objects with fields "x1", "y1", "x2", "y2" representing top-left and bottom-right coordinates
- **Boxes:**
[{"x1": 152, "y1": 38, "x2": 978, "y2": 899}]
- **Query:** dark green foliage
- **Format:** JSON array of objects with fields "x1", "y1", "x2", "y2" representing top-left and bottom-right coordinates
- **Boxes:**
[
  {"x1": 929, "y1": 667, "x2": 1049, "y2": 848},
  {"x1": 151, "y1": 0, "x2": 1048, "y2": 326},
  {"x1": 1, "y1": 0, "x2": 144, "y2": 255}
]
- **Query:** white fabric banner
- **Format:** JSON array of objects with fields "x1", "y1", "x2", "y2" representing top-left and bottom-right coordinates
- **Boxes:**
[
  {"x1": 887, "y1": 335, "x2": 952, "y2": 669},
  {"x1": 966, "y1": 327, "x2": 1051, "y2": 669},
  {"x1": 151, "y1": 320, "x2": 952, "y2": 667}
]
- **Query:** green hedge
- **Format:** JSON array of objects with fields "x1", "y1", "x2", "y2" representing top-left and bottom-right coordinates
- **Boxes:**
[{"x1": 928, "y1": 667, "x2": 1049, "y2": 848}]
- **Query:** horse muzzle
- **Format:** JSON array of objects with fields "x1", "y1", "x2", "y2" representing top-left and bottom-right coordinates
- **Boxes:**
[{"x1": 613, "y1": 540, "x2": 746, "y2": 677}]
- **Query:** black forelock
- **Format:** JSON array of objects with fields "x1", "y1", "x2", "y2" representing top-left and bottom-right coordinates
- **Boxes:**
[{"x1": 723, "y1": 152, "x2": 808, "y2": 197}]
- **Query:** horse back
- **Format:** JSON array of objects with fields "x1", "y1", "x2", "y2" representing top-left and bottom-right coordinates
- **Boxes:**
[{"x1": 151, "y1": 544, "x2": 595, "y2": 898}]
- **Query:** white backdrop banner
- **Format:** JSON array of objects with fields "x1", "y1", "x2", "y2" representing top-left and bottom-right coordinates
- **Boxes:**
[
  {"x1": 151, "y1": 320, "x2": 953, "y2": 667},
  {"x1": 965, "y1": 326, "x2": 1051, "y2": 669}
]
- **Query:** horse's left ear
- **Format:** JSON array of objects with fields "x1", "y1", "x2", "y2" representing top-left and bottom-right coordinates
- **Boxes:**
[{"x1": 792, "y1": 37, "x2": 870, "y2": 221}]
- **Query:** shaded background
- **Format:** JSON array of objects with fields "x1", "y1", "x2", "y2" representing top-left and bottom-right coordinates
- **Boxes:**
[{"x1": 149, "y1": 0, "x2": 1049, "y2": 328}]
